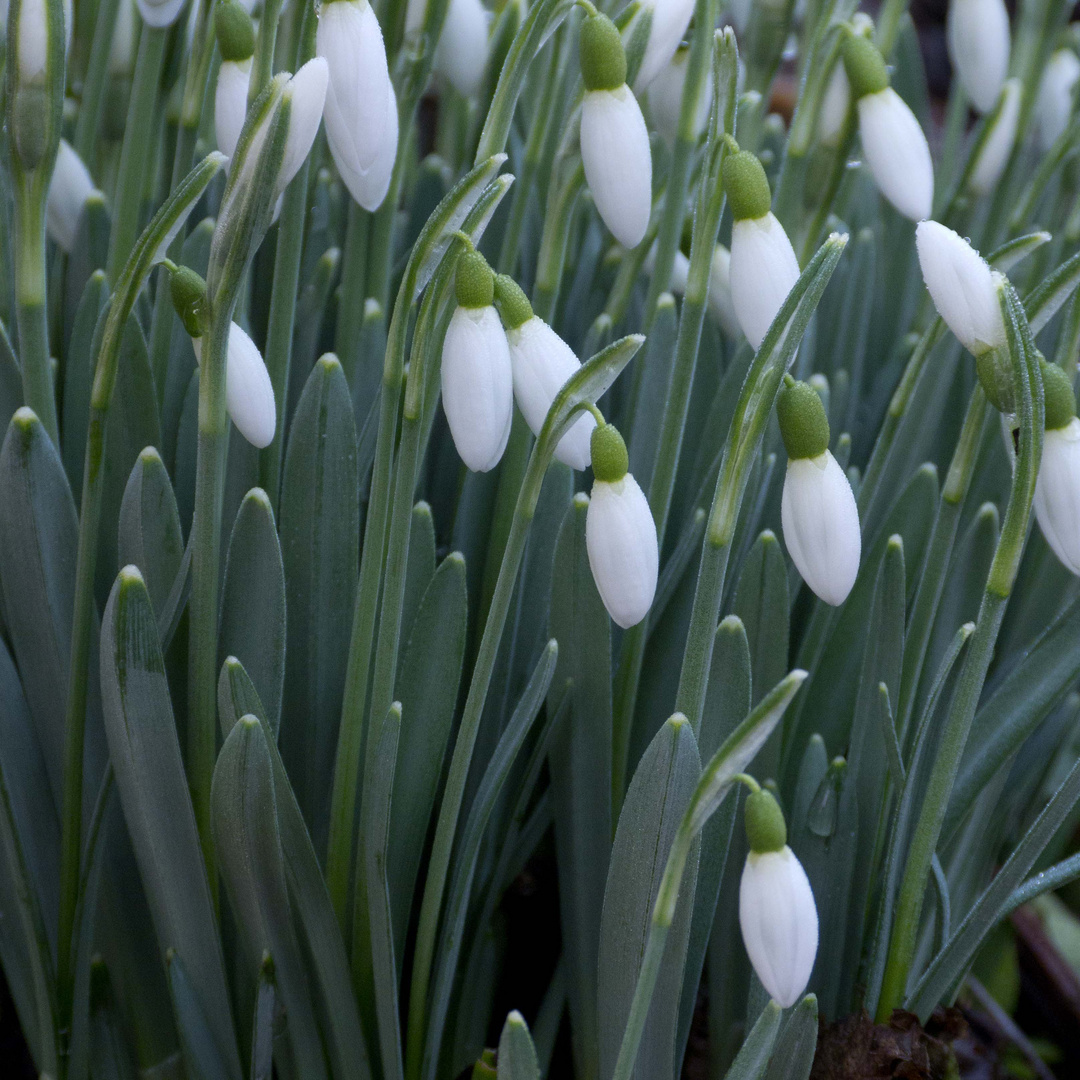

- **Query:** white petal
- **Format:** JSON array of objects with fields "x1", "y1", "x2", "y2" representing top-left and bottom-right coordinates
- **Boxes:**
[
  {"x1": 17, "y1": 0, "x2": 47, "y2": 82},
  {"x1": 215, "y1": 58, "x2": 252, "y2": 161},
  {"x1": 947, "y1": 0, "x2": 1010, "y2": 114},
  {"x1": 969, "y1": 79, "x2": 1020, "y2": 195},
  {"x1": 135, "y1": 0, "x2": 187, "y2": 29},
  {"x1": 47, "y1": 139, "x2": 95, "y2": 252},
  {"x1": 586, "y1": 476, "x2": 659, "y2": 628},
  {"x1": 707, "y1": 244, "x2": 740, "y2": 338},
  {"x1": 781, "y1": 452, "x2": 861, "y2": 606},
  {"x1": 192, "y1": 325, "x2": 277, "y2": 448},
  {"x1": 647, "y1": 48, "x2": 710, "y2": 144},
  {"x1": 739, "y1": 848, "x2": 818, "y2": 1009},
  {"x1": 109, "y1": 0, "x2": 137, "y2": 76},
  {"x1": 729, "y1": 213, "x2": 801, "y2": 350},
  {"x1": 318, "y1": 0, "x2": 392, "y2": 174},
  {"x1": 333, "y1": 75, "x2": 399, "y2": 210},
  {"x1": 915, "y1": 220, "x2": 1005, "y2": 354},
  {"x1": 635, "y1": 0, "x2": 695, "y2": 92},
  {"x1": 817, "y1": 62, "x2": 850, "y2": 148},
  {"x1": 857, "y1": 88, "x2": 934, "y2": 222},
  {"x1": 278, "y1": 58, "x2": 329, "y2": 195},
  {"x1": 1036, "y1": 49, "x2": 1080, "y2": 151},
  {"x1": 434, "y1": 0, "x2": 489, "y2": 98},
  {"x1": 1034, "y1": 418, "x2": 1080, "y2": 575},
  {"x1": 441, "y1": 306, "x2": 513, "y2": 472},
  {"x1": 507, "y1": 317, "x2": 596, "y2": 470}
]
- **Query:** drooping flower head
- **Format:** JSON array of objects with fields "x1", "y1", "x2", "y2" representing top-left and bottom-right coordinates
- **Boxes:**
[
  {"x1": 214, "y1": 0, "x2": 256, "y2": 161},
  {"x1": 947, "y1": 0, "x2": 1010, "y2": 114},
  {"x1": 1034, "y1": 360, "x2": 1080, "y2": 576}
]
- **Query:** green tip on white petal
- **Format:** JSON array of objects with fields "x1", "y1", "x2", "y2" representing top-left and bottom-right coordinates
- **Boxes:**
[
  {"x1": 456, "y1": 250, "x2": 495, "y2": 308},
  {"x1": 215, "y1": 0, "x2": 256, "y2": 62},
  {"x1": 590, "y1": 422, "x2": 629, "y2": 482},
  {"x1": 723, "y1": 149, "x2": 772, "y2": 221},
  {"x1": 777, "y1": 375, "x2": 830, "y2": 459},
  {"x1": 1042, "y1": 359, "x2": 1077, "y2": 430},
  {"x1": 744, "y1": 788, "x2": 787, "y2": 853},
  {"x1": 580, "y1": 13, "x2": 627, "y2": 92},
  {"x1": 169, "y1": 266, "x2": 209, "y2": 339},
  {"x1": 842, "y1": 30, "x2": 889, "y2": 99},
  {"x1": 494, "y1": 273, "x2": 533, "y2": 329}
]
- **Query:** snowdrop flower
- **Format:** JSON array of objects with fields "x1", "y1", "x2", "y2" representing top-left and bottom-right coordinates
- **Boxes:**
[
  {"x1": 278, "y1": 59, "x2": 329, "y2": 197},
  {"x1": 777, "y1": 376, "x2": 860, "y2": 605},
  {"x1": 136, "y1": 0, "x2": 187, "y2": 29},
  {"x1": 47, "y1": 140, "x2": 96, "y2": 252},
  {"x1": 109, "y1": 0, "x2": 137, "y2": 76},
  {"x1": 585, "y1": 422, "x2": 658, "y2": 628},
  {"x1": 968, "y1": 79, "x2": 1020, "y2": 196},
  {"x1": 434, "y1": 0, "x2": 490, "y2": 98},
  {"x1": 648, "y1": 45, "x2": 711, "y2": 145},
  {"x1": 171, "y1": 267, "x2": 277, "y2": 448},
  {"x1": 842, "y1": 31, "x2": 933, "y2": 221},
  {"x1": 14, "y1": 0, "x2": 49, "y2": 84},
  {"x1": 317, "y1": 0, "x2": 398, "y2": 210},
  {"x1": 817, "y1": 60, "x2": 851, "y2": 148},
  {"x1": 644, "y1": 242, "x2": 690, "y2": 295},
  {"x1": 723, "y1": 144, "x2": 801, "y2": 350},
  {"x1": 916, "y1": 221, "x2": 1005, "y2": 358},
  {"x1": 1036, "y1": 49, "x2": 1080, "y2": 151},
  {"x1": 442, "y1": 250, "x2": 513, "y2": 472},
  {"x1": 947, "y1": 0, "x2": 1010, "y2": 114},
  {"x1": 214, "y1": 0, "x2": 256, "y2": 161},
  {"x1": 634, "y1": 0, "x2": 695, "y2": 92},
  {"x1": 579, "y1": 10, "x2": 652, "y2": 250},
  {"x1": 1033, "y1": 361, "x2": 1080, "y2": 575},
  {"x1": 708, "y1": 244, "x2": 740, "y2": 337},
  {"x1": 493, "y1": 274, "x2": 595, "y2": 470},
  {"x1": 738, "y1": 786, "x2": 818, "y2": 1009}
]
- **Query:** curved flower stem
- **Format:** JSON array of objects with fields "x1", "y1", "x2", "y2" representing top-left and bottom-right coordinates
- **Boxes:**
[{"x1": 876, "y1": 282, "x2": 1043, "y2": 1020}]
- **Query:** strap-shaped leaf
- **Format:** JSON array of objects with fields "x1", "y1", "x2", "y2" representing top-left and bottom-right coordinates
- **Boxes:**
[
  {"x1": 763, "y1": 995, "x2": 818, "y2": 1080},
  {"x1": 723, "y1": 1002, "x2": 782, "y2": 1080},
  {"x1": 497, "y1": 1011, "x2": 541, "y2": 1080},
  {"x1": 165, "y1": 950, "x2": 239, "y2": 1080}
]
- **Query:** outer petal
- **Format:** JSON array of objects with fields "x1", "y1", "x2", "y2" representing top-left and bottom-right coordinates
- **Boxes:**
[
  {"x1": 857, "y1": 87, "x2": 934, "y2": 221},
  {"x1": 915, "y1": 220, "x2": 1005, "y2": 354},
  {"x1": 334, "y1": 77, "x2": 399, "y2": 211},
  {"x1": 947, "y1": 0, "x2": 1010, "y2": 114},
  {"x1": 708, "y1": 244, "x2": 740, "y2": 338},
  {"x1": 441, "y1": 305, "x2": 513, "y2": 472},
  {"x1": 215, "y1": 58, "x2": 252, "y2": 161},
  {"x1": 586, "y1": 476, "x2": 659, "y2": 628},
  {"x1": 135, "y1": 0, "x2": 187, "y2": 29},
  {"x1": 434, "y1": 0, "x2": 489, "y2": 98},
  {"x1": 1034, "y1": 419, "x2": 1080, "y2": 575},
  {"x1": 581, "y1": 86, "x2": 653, "y2": 250},
  {"x1": 781, "y1": 451, "x2": 861, "y2": 606},
  {"x1": 969, "y1": 79, "x2": 1020, "y2": 195},
  {"x1": 817, "y1": 62, "x2": 850, "y2": 148},
  {"x1": 635, "y1": 0, "x2": 695, "y2": 92},
  {"x1": 317, "y1": 0, "x2": 391, "y2": 174},
  {"x1": 729, "y1": 213, "x2": 801, "y2": 350},
  {"x1": 1036, "y1": 49, "x2": 1080, "y2": 151},
  {"x1": 192, "y1": 325, "x2": 277, "y2": 448},
  {"x1": 739, "y1": 848, "x2": 818, "y2": 1009},
  {"x1": 507, "y1": 317, "x2": 595, "y2": 470},
  {"x1": 278, "y1": 58, "x2": 329, "y2": 195},
  {"x1": 47, "y1": 139, "x2": 95, "y2": 252},
  {"x1": 648, "y1": 48, "x2": 710, "y2": 144}
]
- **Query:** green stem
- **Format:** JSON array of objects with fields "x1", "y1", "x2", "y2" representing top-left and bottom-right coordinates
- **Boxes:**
[
  {"x1": 72, "y1": 0, "x2": 122, "y2": 165},
  {"x1": 532, "y1": 157, "x2": 585, "y2": 322},
  {"x1": 250, "y1": 0, "x2": 285, "y2": 102},
  {"x1": 335, "y1": 204, "x2": 371, "y2": 384},
  {"x1": 107, "y1": 26, "x2": 168, "y2": 282}
]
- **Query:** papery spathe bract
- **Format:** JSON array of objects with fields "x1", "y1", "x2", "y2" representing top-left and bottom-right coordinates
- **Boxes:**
[
  {"x1": 433, "y1": 0, "x2": 490, "y2": 98},
  {"x1": 135, "y1": 0, "x2": 187, "y2": 29},
  {"x1": 739, "y1": 847, "x2": 818, "y2": 1008},
  {"x1": 581, "y1": 85, "x2": 652, "y2": 250},
  {"x1": 855, "y1": 88, "x2": 933, "y2": 221},
  {"x1": 47, "y1": 139, "x2": 96, "y2": 253},
  {"x1": 969, "y1": 79, "x2": 1020, "y2": 195},
  {"x1": 781, "y1": 452, "x2": 861, "y2": 605},
  {"x1": 634, "y1": 0, "x2": 695, "y2": 92},
  {"x1": 318, "y1": 0, "x2": 395, "y2": 183},
  {"x1": 192, "y1": 324, "x2": 277, "y2": 449},
  {"x1": 729, "y1": 214, "x2": 801, "y2": 350},
  {"x1": 648, "y1": 46, "x2": 710, "y2": 144},
  {"x1": 947, "y1": 0, "x2": 1010, "y2": 114},
  {"x1": 915, "y1": 221, "x2": 1005, "y2": 355},
  {"x1": 1034, "y1": 417, "x2": 1080, "y2": 576},
  {"x1": 1036, "y1": 49, "x2": 1080, "y2": 151},
  {"x1": 215, "y1": 59, "x2": 252, "y2": 161},
  {"x1": 277, "y1": 58, "x2": 329, "y2": 197}
]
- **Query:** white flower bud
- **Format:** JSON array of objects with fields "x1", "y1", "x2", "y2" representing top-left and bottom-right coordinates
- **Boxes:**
[
  {"x1": 318, "y1": 0, "x2": 398, "y2": 209},
  {"x1": 947, "y1": 0, "x2": 1010, "y2": 114},
  {"x1": 192, "y1": 323, "x2": 277, "y2": 448},
  {"x1": 647, "y1": 46, "x2": 710, "y2": 145},
  {"x1": 215, "y1": 58, "x2": 252, "y2": 161},
  {"x1": 708, "y1": 244, "x2": 740, "y2": 337},
  {"x1": 817, "y1": 61, "x2": 850, "y2": 148},
  {"x1": 915, "y1": 220, "x2": 1005, "y2": 356},
  {"x1": 442, "y1": 305, "x2": 513, "y2": 472},
  {"x1": 781, "y1": 452, "x2": 861, "y2": 606},
  {"x1": 1034, "y1": 417, "x2": 1080, "y2": 576},
  {"x1": 739, "y1": 846, "x2": 818, "y2": 1008},
  {"x1": 433, "y1": 0, "x2": 490, "y2": 98},
  {"x1": 136, "y1": 0, "x2": 187, "y2": 29},
  {"x1": 277, "y1": 58, "x2": 329, "y2": 197},
  {"x1": 586, "y1": 468, "x2": 658, "y2": 628},
  {"x1": 1036, "y1": 49, "x2": 1080, "y2": 151},
  {"x1": 856, "y1": 87, "x2": 934, "y2": 221},
  {"x1": 968, "y1": 79, "x2": 1020, "y2": 196},
  {"x1": 729, "y1": 213, "x2": 801, "y2": 350},
  {"x1": 16, "y1": 0, "x2": 48, "y2": 84},
  {"x1": 634, "y1": 0, "x2": 695, "y2": 92},
  {"x1": 109, "y1": 0, "x2": 137, "y2": 76},
  {"x1": 47, "y1": 139, "x2": 96, "y2": 253},
  {"x1": 581, "y1": 85, "x2": 653, "y2": 250}
]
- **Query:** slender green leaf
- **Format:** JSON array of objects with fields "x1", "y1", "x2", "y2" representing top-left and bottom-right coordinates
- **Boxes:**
[
  {"x1": 497, "y1": 1011, "x2": 541, "y2": 1080},
  {"x1": 763, "y1": 995, "x2": 818, "y2": 1080},
  {"x1": 165, "y1": 950, "x2": 239, "y2": 1080},
  {"x1": 250, "y1": 956, "x2": 275, "y2": 1080},
  {"x1": 723, "y1": 1002, "x2": 782, "y2": 1080}
]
